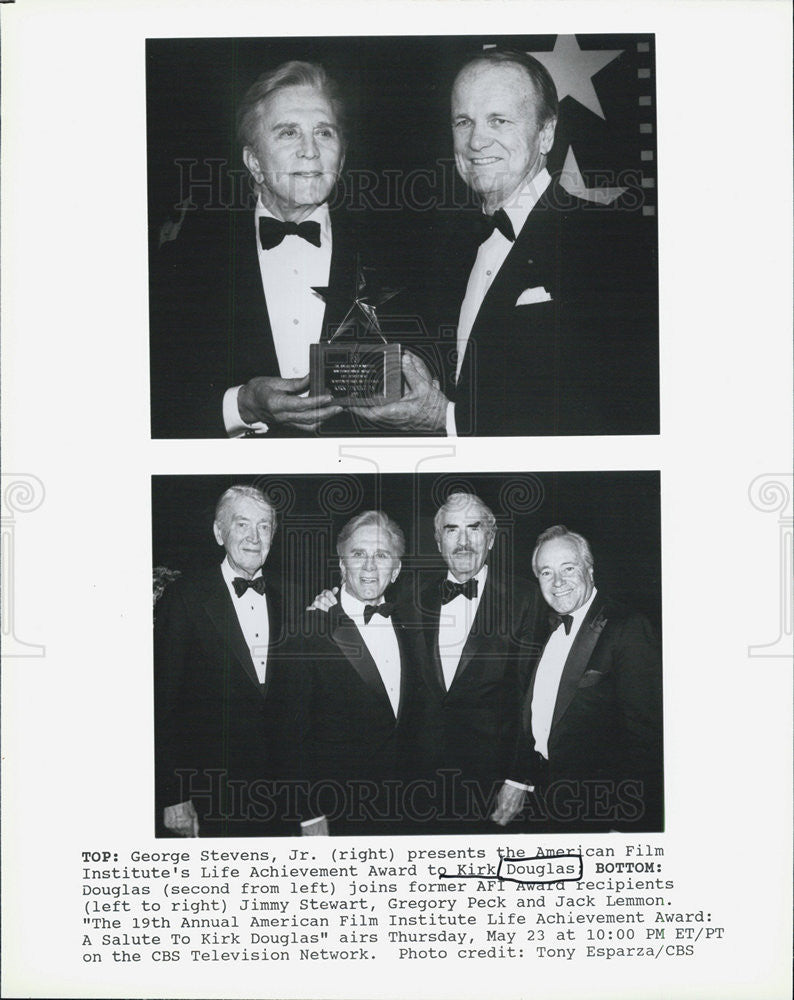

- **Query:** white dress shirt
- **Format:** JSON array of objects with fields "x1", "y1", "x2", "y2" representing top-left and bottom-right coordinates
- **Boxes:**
[
  {"x1": 340, "y1": 588, "x2": 402, "y2": 716},
  {"x1": 220, "y1": 557, "x2": 270, "y2": 684},
  {"x1": 531, "y1": 588, "x2": 597, "y2": 759},
  {"x1": 437, "y1": 565, "x2": 488, "y2": 690},
  {"x1": 223, "y1": 199, "x2": 333, "y2": 436},
  {"x1": 446, "y1": 168, "x2": 552, "y2": 436}
]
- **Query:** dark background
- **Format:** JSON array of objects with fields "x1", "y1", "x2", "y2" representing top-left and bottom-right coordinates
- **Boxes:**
[
  {"x1": 151, "y1": 471, "x2": 662, "y2": 632},
  {"x1": 147, "y1": 34, "x2": 658, "y2": 229}
]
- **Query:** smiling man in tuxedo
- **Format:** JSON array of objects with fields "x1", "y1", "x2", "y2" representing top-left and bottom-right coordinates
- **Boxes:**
[
  {"x1": 492, "y1": 525, "x2": 663, "y2": 831},
  {"x1": 268, "y1": 511, "x2": 425, "y2": 835},
  {"x1": 154, "y1": 486, "x2": 285, "y2": 836},
  {"x1": 352, "y1": 49, "x2": 657, "y2": 437},
  {"x1": 151, "y1": 61, "x2": 376, "y2": 438}
]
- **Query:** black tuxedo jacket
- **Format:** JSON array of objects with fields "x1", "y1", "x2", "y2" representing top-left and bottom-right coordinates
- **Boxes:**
[
  {"x1": 153, "y1": 565, "x2": 286, "y2": 836},
  {"x1": 150, "y1": 205, "x2": 380, "y2": 438},
  {"x1": 513, "y1": 592, "x2": 663, "y2": 830},
  {"x1": 267, "y1": 602, "x2": 425, "y2": 834},
  {"x1": 425, "y1": 179, "x2": 658, "y2": 437},
  {"x1": 413, "y1": 571, "x2": 545, "y2": 825}
]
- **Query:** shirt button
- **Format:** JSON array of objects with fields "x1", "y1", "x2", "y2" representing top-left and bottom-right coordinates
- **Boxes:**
[
  {"x1": 293, "y1": 268, "x2": 298, "y2": 275},
  {"x1": 486, "y1": 270, "x2": 492, "y2": 276},
  {"x1": 293, "y1": 318, "x2": 299, "y2": 325}
]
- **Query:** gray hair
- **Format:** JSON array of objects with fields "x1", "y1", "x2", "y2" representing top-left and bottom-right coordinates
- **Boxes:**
[
  {"x1": 214, "y1": 486, "x2": 277, "y2": 532},
  {"x1": 454, "y1": 49, "x2": 559, "y2": 127},
  {"x1": 433, "y1": 492, "x2": 496, "y2": 542},
  {"x1": 531, "y1": 525, "x2": 594, "y2": 576},
  {"x1": 336, "y1": 510, "x2": 405, "y2": 559},
  {"x1": 236, "y1": 60, "x2": 348, "y2": 149}
]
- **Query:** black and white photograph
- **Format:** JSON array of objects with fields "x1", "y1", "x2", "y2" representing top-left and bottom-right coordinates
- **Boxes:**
[
  {"x1": 2, "y1": 1, "x2": 791, "y2": 998},
  {"x1": 148, "y1": 35, "x2": 659, "y2": 438},
  {"x1": 152, "y1": 472, "x2": 663, "y2": 838}
]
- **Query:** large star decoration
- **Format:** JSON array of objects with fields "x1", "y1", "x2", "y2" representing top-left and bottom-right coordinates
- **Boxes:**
[
  {"x1": 529, "y1": 35, "x2": 622, "y2": 119},
  {"x1": 322, "y1": 262, "x2": 402, "y2": 342},
  {"x1": 559, "y1": 146, "x2": 627, "y2": 205}
]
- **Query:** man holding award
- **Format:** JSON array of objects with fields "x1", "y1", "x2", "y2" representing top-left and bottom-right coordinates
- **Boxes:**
[
  {"x1": 150, "y1": 60, "x2": 416, "y2": 438},
  {"x1": 350, "y1": 49, "x2": 657, "y2": 437}
]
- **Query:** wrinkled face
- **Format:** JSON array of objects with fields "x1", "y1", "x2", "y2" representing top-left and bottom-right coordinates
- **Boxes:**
[
  {"x1": 436, "y1": 501, "x2": 495, "y2": 582},
  {"x1": 451, "y1": 62, "x2": 556, "y2": 212},
  {"x1": 243, "y1": 84, "x2": 344, "y2": 221},
  {"x1": 535, "y1": 537, "x2": 594, "y2": 615},
  {"x1": 339, "y1": 526, "x2": 401, "y2": 603},
  {"x1": 213, "y1": 497, "x2": 275, "y2": 579}
]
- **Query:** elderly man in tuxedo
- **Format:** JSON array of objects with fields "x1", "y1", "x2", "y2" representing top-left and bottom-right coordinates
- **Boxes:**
[
  {"x1": 268, "y1": 511, "x2": 425, "y2": 835},
  {"x1": 154, "y1": 486, "x2": 285, "y2": 837},
  {"x1": 414, "y1": 492, "x2": 544, "y2": 830},
  {"x1": 351, "y1": 49, "x2": 657, "y2": 437},
  {"x1": 492, "y1": 525, "x2": 663, "y2": 831},
  {"x1": 151, "y1": 61, "x2": 377, "y2": 438}
]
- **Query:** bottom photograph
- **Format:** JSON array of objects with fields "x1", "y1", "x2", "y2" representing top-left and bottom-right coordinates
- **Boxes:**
[{"x1": 152, "y1": 471, "x2": 663, "y2": 839}]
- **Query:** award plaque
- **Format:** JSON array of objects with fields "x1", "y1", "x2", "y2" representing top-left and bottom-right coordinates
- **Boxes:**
[
  {"x1": 310, "y1": 341, "x2": 402, "y2": 405},
  {"x1": 310, "y1": 260, "x2": 404, "y2": 406}
]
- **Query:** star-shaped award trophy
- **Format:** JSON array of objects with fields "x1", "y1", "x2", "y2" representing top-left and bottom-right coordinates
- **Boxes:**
[{"x1": 309, "y1": 259, "x2": 403, "y2": 405}]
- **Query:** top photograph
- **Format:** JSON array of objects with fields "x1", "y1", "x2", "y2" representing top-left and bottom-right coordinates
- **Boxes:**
[{"x1": 148, "y1": 34, "x2": 659, "y2": 439}]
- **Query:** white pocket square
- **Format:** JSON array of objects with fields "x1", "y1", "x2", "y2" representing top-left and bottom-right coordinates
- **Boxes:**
[{"x1": 515, "y1": 286, "x2": 552, "y2": 306}]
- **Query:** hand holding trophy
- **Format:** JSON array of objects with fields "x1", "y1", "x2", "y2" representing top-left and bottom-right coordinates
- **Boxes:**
[{"x1": 310, "y1": 258, "x2": 403, "y2": 406}]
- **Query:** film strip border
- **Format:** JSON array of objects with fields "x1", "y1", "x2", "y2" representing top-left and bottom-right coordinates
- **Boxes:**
[{"x1": 637, "y1": 38, "x2": 656, "y2": 216}]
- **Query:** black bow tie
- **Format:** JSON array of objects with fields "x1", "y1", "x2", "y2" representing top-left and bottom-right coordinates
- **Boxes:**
[
  {"x1": 476, "y1": 208, "x2": 516, "y2": 245},
  {"x1": 232, "y1": 576, "x2": 266, "y2": 598},
  {"x1": 363, "y1": 601, "x2": 394, "y2": 624},
  {"x1": 441, "y1": 578, "x2": 479, "y2": 605},
  {"x1": 258, "y1": 216, "x2": 322, "y2": 250},
  {"x1": 549, "y1": 612, "x2": 574, "y2": 635}
]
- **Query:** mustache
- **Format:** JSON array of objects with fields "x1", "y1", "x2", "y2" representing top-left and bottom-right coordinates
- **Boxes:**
[{"x1": 453, "y1": 546, "x2": 474, "y2": 554}]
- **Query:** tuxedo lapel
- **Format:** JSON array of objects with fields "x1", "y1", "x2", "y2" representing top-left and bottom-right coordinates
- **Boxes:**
[
  {"x1": 261, "y1": 575, "x2": 282, "y2": 699},
  {"x1": 330, "y1": 606, "x2": 396, "y2": 717},
  {"x1": 231, "y1": 208, "x2": 279, "y2": 380},
  {"x1": 468, "y1": 185, "x2": 561, "y2": 345},
  {"x1": 203, "y1": 567, "x2": 263, "y2": 696},
  {"x1": 392, "y1": 617, "x2": 412, "y2": 725},
  {"x1": 551, "y1": 593, "x2": 609, "y2": 731},
  {"x1": 422, "y1": 582, "x2": 447, "y2": 695},
  {"x1": 323, "y1": 211, "x2": 359, "y2": 335},
  {"x1": 450, "y1": 571, "x2": 495, "y2": 686}
]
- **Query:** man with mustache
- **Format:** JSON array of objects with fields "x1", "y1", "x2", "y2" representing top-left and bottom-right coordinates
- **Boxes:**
[
  {"x1": 349, "y1": 48, "x2": 657, "y2": 437},
  {"x1": 154, "y1": 486, "x2": 285, "y2": 836},
  {"x1": 151, "y1": 61, "x2": 382, "y2": 438},
  {"x1": 414, "y1": 492, "x2": 544, "y2": 829},
  {"x1": 493, "y1": 525, "x2": 663, "y2": 831}
]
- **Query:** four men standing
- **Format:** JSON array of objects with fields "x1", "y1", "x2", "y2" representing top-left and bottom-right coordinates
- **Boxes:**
[{"x1": 154, "y1": 488, "x2": 662, "y2": 836}]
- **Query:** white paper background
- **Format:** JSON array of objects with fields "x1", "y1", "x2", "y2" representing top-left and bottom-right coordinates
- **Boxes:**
[{"x1": 1, "y1": 1, "x2": 791, "y2": 998}]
